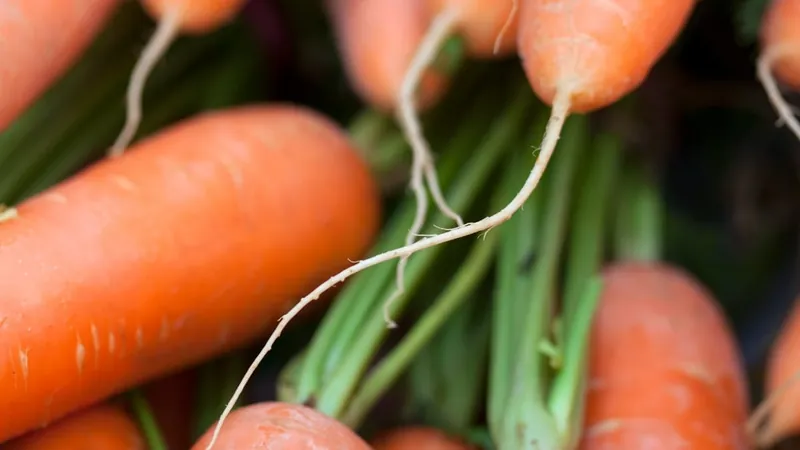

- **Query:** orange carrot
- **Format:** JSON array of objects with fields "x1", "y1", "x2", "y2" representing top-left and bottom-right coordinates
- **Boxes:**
[
  {"x1": 757, "y1": 0, "x2": 800, "y2": 142},
  {"x1": 328, "y1": 0, "x2": 451, "y2": 113},
  {"x1": 752, "y1": 295, "x2": 800, "y2": 446},
  {"x1": 0, "y1": 0, "x2": 120, "y2": 131},
  {"x1": 108, "y1": 0, "x2": 248, "y2": 155},
  {"x1": 372, "y1": 427, "x2": 476, "y2": 450},
  {"x1": 3, "y1": 403, "x2": 146, "y2": 450},
  {"x1": 0, "y1": 104, "x2": 381, "y2": 443},
  {"x1": 424, "y1": 0, "x2": 520, "y2": 58},
  {"x1": 192, "y1": 402, "x2": 372, "y2": 449},
  {"x1": 579, "y1": 264, "x2": 749, "y2": 448}
]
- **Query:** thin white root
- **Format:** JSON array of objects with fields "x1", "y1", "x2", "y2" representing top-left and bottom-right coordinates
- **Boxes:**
[
  {"x1": 203, "y1": 90, "x2": 573, "y2": 450},
  {"x1": 386, "y1": 8, "x2": 463, "y2": 326},
  {"x1": 108, "y1": 10, "x2": 181, "y2": 157},
  {"x1": 493, "y1": 0, "x2": 518, "y2": 56},
  {"x1": 758, "y1": 46, "x2": 800, "y2": 143},
  {"x1": 747, "y1": 366, "x2": 800, "y2": 448},
  {"x1": 0, "y1": 206, "x2": 18, "y2": 222}
]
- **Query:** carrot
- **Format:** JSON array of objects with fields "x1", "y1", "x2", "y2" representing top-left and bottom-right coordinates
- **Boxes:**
[
  {"x1": 327, "y1": 0, "x2": 454, "y2": 113},
  {"x1": 750, "y1": 295, "x2": 800, "y2": 447},
  {"x1": 371, "y1": 426, "x2": 476, "y2": 450},
  {"x1": 191, "y1": 402, "x2": 372, "y2": 449},
  {"x1": 108, "y1": 0, "x2": 248, "y2": 156},
  {"x1": 757, "y1": 0, "x2": 800, "y2": 142},
  {"x1": 3, "y1": 403, "x2": 146, "y2": 450},
  {"x1": 579, "y1": 167, "x2": 749, "y2": 449},
  {"x1": 0, "y1": 0, "x2": 120, "y2": 132},
  {"x1": 0, "y1": 104, "x2": 381, "y2": 443}
]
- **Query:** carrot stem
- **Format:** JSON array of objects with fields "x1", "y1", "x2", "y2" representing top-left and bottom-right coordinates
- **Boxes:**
[
  {"x1": 129, "y1": 389, "x2": 168, "y2": 450},
  {"x1": 289, "y1": 73, "x2": 522, "y2": 406},
  {"x1": 546, "y1": 132, "x2": 620, "y2": 446},
  {"x1": 340, "y1": 230, "x2": 498, "y2": 428},
  {"x1": 614, "y1": 164, "x2": 663, "y2": 263},
  {"x1": 491, "y1": 114, "x2": 588, "y2": 449},
  {"x1": 313, "y1": 84, "x2": 532, "y2": 419}
]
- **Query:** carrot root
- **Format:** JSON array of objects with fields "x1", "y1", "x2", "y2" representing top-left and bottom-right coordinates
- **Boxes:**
[
  {"x1": 211, "y1": 87, "x2": 571, "y2": 450},
  {"x1": 388, "y1": 6, "x2": 463, "y2": 327},
  {"x1": 109, "y1": 8, "x2": 180, "y2": 157},
  {"x1": 758, "y1": 44, "x2": 800, "y2": 143},
  {"x1": 748, "y1": 367, "x2": 800, "y2": 447},
  {"x1": 492, "y1": 0, "x2": 518, "y2": 56}
]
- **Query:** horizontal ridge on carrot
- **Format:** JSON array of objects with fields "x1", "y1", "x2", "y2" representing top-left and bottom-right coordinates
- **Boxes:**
[
  {"x1": 0, "y1": 104, "x2": 381, "y2": 443},
  {"x1": 3, "y1": 404, "x2": 146, "y2": 450},
  {"x1": 757, "y1": 0, "x2": 800, "y2": 142},
  {"x1": 0, "y1": 0, "x2": 120, "y2": 132},
  {"x1": 108, "y1": 0, "x2": 249, "y2": 156},
  {"x1": 191, "y1": 402, "x2": 372, "y2": 449}
]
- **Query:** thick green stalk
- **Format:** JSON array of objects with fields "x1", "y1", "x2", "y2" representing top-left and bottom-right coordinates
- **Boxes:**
[
  {"x1": 340, "y1": 230, "x2": 498, "y2": 427},
  {"x1": 312, "y1": 86, "x2": 533, "y2": 419},
  {"x1": 547, "y1": 133, "x2": 620, "y2": 448},
  {"x1": 495, "y1": 115, "x2": 588, "y2": 450},
  {"x1": 614, "y1": 164, "x2": 663, "y2": 263},
  {"x1": 289, "y1": 76, "x2": 522, "y2": 405}
]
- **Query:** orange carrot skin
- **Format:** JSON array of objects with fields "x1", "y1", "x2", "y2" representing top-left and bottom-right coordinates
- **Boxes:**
[
  {"x1": 3, "y1": 404, "x2": 146, "y2": 450},
  {"x1": 426, "y1": 0, "x2": 519, "y2": 57},
  {"x1": 328, "y1": 0, "x2": 451, "y2": 112},
  {"x1": 372, "y1": 427, "x2": 476, "y2": 450},
  {"x1": 518, "y1": 0, "x2": 695, "y2": 113},
  {"x1": 763, "y1": 295, "x2": 800, "y2": 442},
  {"x1": 140, "y1": 0, "x2": 248, "y2": 33},
  {"x1": 0, "y1": 0, "x2": 120, "y2": 131},
  {"x1": 760, "y1": 0, "x2": 800, "y2": 89},
  {"x1": 191, "y1": 402, "x2": 372, "y2": 449},
  {"x1": 579, "y1": 263, "x2": 749, "y2": 449},
  {"x1": 0, "y1": 104, "x2": 381, "y2": 443}
]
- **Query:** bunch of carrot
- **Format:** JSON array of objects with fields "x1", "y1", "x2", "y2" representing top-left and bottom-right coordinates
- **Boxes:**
[{"x1": 3, "y1": 0, "x2": 800, "y2": 449}]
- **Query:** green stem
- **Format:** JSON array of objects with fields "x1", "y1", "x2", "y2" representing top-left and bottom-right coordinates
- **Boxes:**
[
  {"x1": 497, "y1": 114, "x2": 588, "y2": 449},
  {"x1": 614, "y1": 164, "x2": 663, "y2": 263},
  {"x1": 562, "y1": 133, "x2": 621, "y2": 322},
  {"x1": 313, "y1": 84, "x2": 533, "y2": 419},
  {"x1": 546, "y1": 133, "x2": 620, "y2": 448},
  {"x1": 129, "y1": 390, "x2": 168, "y2": 450},
  {"x1": 340, "y1": 231, "x2": 498, "y2": 427},
  {"x1": 289, "y1": 75, "x2": 525, "y2": 406}
]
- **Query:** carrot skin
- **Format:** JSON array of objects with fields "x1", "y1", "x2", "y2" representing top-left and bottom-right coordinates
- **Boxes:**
[
  {"x1": 0, "y1": 104, "x2": 381, "y2": 443},
  {"x1": 760, "y1": 0, "x2": 800, "y2": 89},
  {"x1": 426, "y1": 0, "x2": 519, "y2": 57},
  {"x1": 3, "y1": 404, "x2": 146, "y2": 450},
  {"x1": 372, "y1": 427, "x2": 476, "y2": 450},
  {"x1": 517, "y1": 0, "x2": 695, "y2": 112},
  {"x1": 140, "y1": 0, "x2": 248, "y2": 33},
  {"x1": 191, "y1": 402, "x2": 372, "y2": 449},
  {"x1": 0, "y1": 0, "x2": 120, "y2": 131},
  {"x1": 329, "y1": 0, "x2": 451, "y2": 112},
  {"x1": 762, "y1": 295, "x2": 800, "y2": 443},
  {"x1": 579, "y1": 263, "x2": 749, "y2": 449}
]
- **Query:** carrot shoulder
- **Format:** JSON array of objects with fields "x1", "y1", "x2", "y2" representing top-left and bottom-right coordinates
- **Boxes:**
[
  {"x1": 0, "y1": 104, "x2": 381, "y2": 443},
  {"x1": 3, "y1": 403, "x2": 145, "y2": 450},
  {"x1": 191, "y1": 402, "x2": 372, "y2": 449},
  {"x1": 0, "y1": 0, "x2": 120, "y2": 131},
  {"x1": 580, "y1": 263, "x2": 749, "y2": 449}
]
